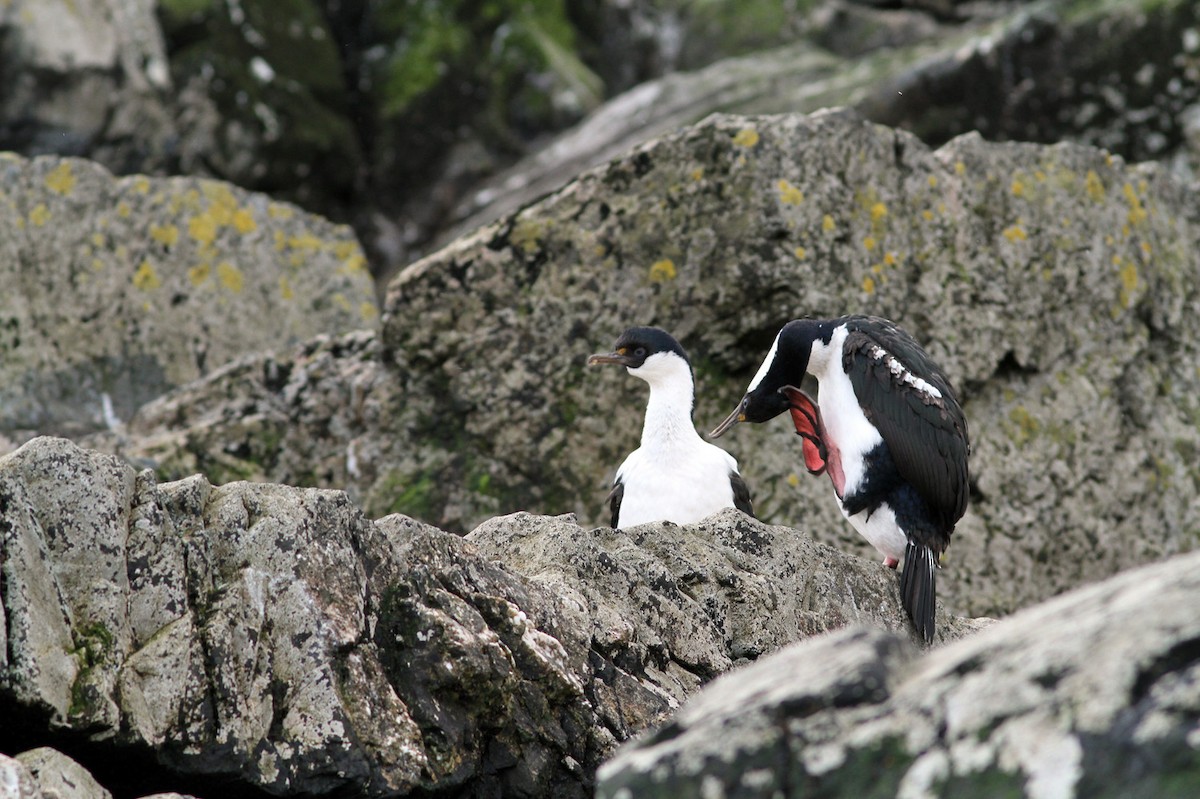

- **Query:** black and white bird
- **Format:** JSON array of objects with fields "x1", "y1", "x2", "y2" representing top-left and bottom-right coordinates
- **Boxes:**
[
  {"x1": 710, "y1": 316, "x2": 969, "y2": 643},
  {"x1": 588, "y1": 326, "x2": 754, "y2": 528}
]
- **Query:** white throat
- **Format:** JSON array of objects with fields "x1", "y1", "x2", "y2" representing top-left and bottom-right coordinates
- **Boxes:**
[{"x1": 630, "y1": 352, "x2": 698, "y2": 448}]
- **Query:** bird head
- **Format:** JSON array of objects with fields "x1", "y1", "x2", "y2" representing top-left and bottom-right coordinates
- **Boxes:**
[
  {"x1": 587, "y1": 326, "x2": 694, "y2": 389},
  {"x1": 710, "y1": 319, "x2": 825, "y2": 437}
]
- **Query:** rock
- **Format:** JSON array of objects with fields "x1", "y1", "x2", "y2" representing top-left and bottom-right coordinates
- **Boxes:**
[
  {"x1": 4, "y1": 436, "x2": 953, "y2": 798},
  {"x1": 0, "y1": 154, "x2": 377, "y2": 441},
  {"x1": 12, "y1": 749, "x2": 111, "y2": 799},
  {"x1": 107, "y1": 108, "x2": 1200, "y2": 621},
  {"x1": 0, "y1": 753, "x2": 42, "y2": 799},
  {"x1": 596, "y1": 548, "x2": 1200, "y2": 798},
  {"x1": 0, "y1": 0, "x2": 174, "y2": 171}
]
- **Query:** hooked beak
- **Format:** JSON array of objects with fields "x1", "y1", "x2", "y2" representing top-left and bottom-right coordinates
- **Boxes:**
[
  {"x1": 587, "y1": 351, "x2": 636, "y2": 368},
  {"x1": 709, "y1": 397, "x2": 749, "y2": 438}
]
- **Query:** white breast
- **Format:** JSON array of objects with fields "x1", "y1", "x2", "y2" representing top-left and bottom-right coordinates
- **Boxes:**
[{"x1": 615, "y1": 440, "x2": 740, "y2": 528}]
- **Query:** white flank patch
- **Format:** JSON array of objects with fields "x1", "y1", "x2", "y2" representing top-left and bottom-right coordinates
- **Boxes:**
[{"x1": 866, "y1": 344, "x2": 943, "y2": 400}]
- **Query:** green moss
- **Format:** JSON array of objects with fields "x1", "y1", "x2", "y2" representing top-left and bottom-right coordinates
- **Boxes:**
[
  {"x1": 802, "y1": 735, "x2": 913, "y2": 798},
  {"x1": 378, "y1": 0, "x2": 596, "y2": 119},
  {"x1": 68, "y1": 622, "x2": 116, "y2": 717},
  {"x1": 1007, "y1": 405, "x2": 1041, "y2": 445},
  {"x1": 383, "y1": 470, "x2": 438, "y2": 519},
  {"x1": 936, "y1": 766, "x2": 1025, "y2": 798}
]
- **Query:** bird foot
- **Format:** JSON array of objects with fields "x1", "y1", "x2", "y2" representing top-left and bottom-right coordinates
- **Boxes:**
[{"x1": 883, "y1": 556, "x2": 899, "y2": 569}]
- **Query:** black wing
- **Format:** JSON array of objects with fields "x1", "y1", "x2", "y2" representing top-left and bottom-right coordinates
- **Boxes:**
[
  {"x1": 843, "y1": 318, "x2": 970, "y2": 532},
  {"x1": 606, "y1": 479, "x2": 624, "y2": 529},
  {"x1": 730, "y1": 471, "x2": 755, "y2": 518}
]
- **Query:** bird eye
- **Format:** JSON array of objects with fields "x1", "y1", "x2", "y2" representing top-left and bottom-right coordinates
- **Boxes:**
[{"x1": 634, "y1": 347, "x2": 647, "y2": 358}]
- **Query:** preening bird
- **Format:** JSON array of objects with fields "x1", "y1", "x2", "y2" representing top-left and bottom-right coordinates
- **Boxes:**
[
  {"x1": 588, "y1": 326, "x2": 754, "y2": 528},
  {"x1": 710, "y1": 316, "x2": 969, "y2": 643}
]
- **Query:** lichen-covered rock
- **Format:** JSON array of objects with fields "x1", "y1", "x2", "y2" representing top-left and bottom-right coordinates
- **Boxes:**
[
  {"x1": 5, "y1": 436, "x2": 961, "y2": 798},
  {"x1": 382, "y1": 108, "x2": 1200, "y2": 618},
  {"x1": 596, "y1": 548, "x2": 1200, "y2": 799},
  {"x1": 0, "y1": 154, "x2": 377, "y2": 441},
  {"x1": 107, "y1": 108, "x2": 1200, "y2": 622}
]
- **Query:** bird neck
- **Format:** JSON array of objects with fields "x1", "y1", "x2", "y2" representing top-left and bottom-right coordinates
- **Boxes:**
[{"x1": 639, "y1": 373, "x2": 699, "y2": 449}]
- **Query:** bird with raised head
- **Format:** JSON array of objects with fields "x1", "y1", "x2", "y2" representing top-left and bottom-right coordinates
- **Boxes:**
[
  {"x1": 588, "y1": 326, "x2": 754, "y2": 528},
  {"x1": 710, "y1": 315, "x2": 969, "y2": 643}
]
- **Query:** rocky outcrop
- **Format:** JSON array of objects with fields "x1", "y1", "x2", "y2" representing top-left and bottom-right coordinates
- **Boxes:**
[
  {"x1": 597, "y1": 548, "x2": 1200, "y2": 798},
  {"x1": 447, "y1": 0, "x2": 1200, "y2": 249},
  {"x1": 106, "y1": 107, "x2": 1200, "y2": 620},
  {"x1": 0, "y1": 154, "x2": 376, "y2": 443},
  {"x1": 1, "y1": 436, "x2": 959, "y2": 798}
]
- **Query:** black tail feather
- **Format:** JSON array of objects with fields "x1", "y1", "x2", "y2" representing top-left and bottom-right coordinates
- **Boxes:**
[{"x1": 900, "y1": 541, "x2": 937, "y2": 644}]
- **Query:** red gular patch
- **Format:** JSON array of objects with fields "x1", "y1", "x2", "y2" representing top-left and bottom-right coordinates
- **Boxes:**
[{"x1": 781, "y1": 385, "x2": 828, "y2": 475}]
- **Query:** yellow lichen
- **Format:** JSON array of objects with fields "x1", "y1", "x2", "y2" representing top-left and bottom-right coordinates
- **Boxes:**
[
  {"x1": 1002, "y1": 225, "x2": 1027, "y2": 243},
  {"x1": 954, "y1": 161, "x2": 966, "y2": 175},
  {"x1": 648, "y1": 258, "x2": 677, "y2": 283},
  {"x1": 1010, "y1": 178, "x2": 1025, "y2": 197},
  {"x1": 279, "y1": 275, "x2": 294, "y2": 300},
  {"x1": 732, "y1": 128, "x2": 759, "y2": 147},
  {"x1": 29, "y1": 204, "x2": 49, "y2": 226},
  {"x1": 188, "y1": 263, "x2": 210, "y2": 286},
  {"x1": 862, "y1": 275, "x2": 876, "y2": 294},
  {"x1": 863, "y1": 235, "x2": 877, "y2": 251},
  {"x1": 777, "y1": 179, "x2": 804, "y2": 205},
  {"x1": 268, "y1": 202, "x2": 294, "y2": 220},
  {"x1": 786, "y1": 473, "x2": 800, "y2": 488},
  {"x1": 150, "y1": 223, "x2": 179, "y2": 247},
  {"x1": 883, "y1": 252, "x2": 897, "y2": 267},
  {"x1": 822, "y1": 214, "x2": 835, "y2": 232},
  {"x1": 44, "y1": 163, "x2": 76, "y2": 195},
  {"x1": 793, "y1": 246, "x2": 807, "y2": 260},
  {"x1": 1122, "y1": 182, "x2": 1147, "y2": 226},
  {"x1": 360, "y1": 302, "x2": 379, "y2": 320},
  {"x1": 691, "y1": 167, "x2": 704, "y2": 181},
  {"x1": 232, "y1": 208, "x2": 257, "y2": 234},
  {"x1": 91, "y1": 232, "x2": 105, "y2": 248},
  {"x1": 927, "y1": 175, "x2": 938, "y2": 188},
  {"x1": 922, "y1": 209, "x2": 934, "y2": 222},
  {"x1": 1118, "y1": 259, "x2": 1138, "y2": 306},
  {"x1": 132, "y1": 176, "x2": 151, "y2": 194},
  {"x1": 333, "y1": 292, "x2": 352, "y2": 312},
  {"x1": 133, "y1": 260, "x2": 161, "y2": 291},
  {"x1": 217, "y1": 261, "x2": 244, "y2": 292},
  {"x1": 1085, "y1": 170, "x2": 1105, "y2": 201},
  {"x1": 870, "y1": 202, "x2": 888, "y2": 224},
  {"x1": 189, "y1": 214, "x2": 217, "y2": 245}
]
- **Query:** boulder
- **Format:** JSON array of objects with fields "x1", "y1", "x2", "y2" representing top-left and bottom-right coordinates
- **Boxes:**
[
  {"x1": 1, "y1": 436, "x2": 958, "y2": 798},
  {"x1": 597, "y1": 548, "x2": 1200, "y2": 798},
  {"x1": 0, "y1": 154, "x2": 376, "y2": 442}
]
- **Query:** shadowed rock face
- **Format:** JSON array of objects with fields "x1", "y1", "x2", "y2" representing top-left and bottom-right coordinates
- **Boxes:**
[
  {"x1": 2, "y1": 436, "x2": 971, "y2": 798},
  {"x1": 597, "y1": 549, "x2": 1200, "y2": 799}
]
